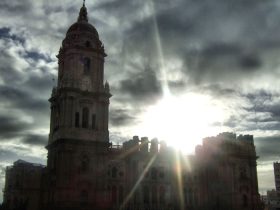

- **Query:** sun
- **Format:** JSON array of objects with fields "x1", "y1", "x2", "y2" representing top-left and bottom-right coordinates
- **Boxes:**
[{"x1": 136, "y1": 93, "x2": 226, "y2": 154}]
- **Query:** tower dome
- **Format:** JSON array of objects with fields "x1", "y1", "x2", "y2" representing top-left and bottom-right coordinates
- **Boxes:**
[
  {"x1": 66, "y1": 2, "x2": 99, "y2": 39},
  {"x1": 62, "y1": 1, "x2": 103, "y2": 50}
]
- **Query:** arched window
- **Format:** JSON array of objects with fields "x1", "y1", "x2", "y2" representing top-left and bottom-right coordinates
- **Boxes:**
[
  {"x1": 92, "y1": 114, "x2": 96, "y2": 129},
  {"x1": 151, "y1": 168, "x2": 157, "y2": 180},
  {"x1": 81, "y1": 155, "x2": 89, "y2": 173},
  {"x1": 82, "y1": 107, "x2": 89, "y2": 128},
  {"x1": 112, "y1": 167, "x2": 118, "y2": 178},
  {"x1": 75, "y1": 112, "x2": 80, "y2": 128},
  {"x1": 84, "y1": 57, "x2": 91, "y2": 74},
  {"x1": 85, "y1": 41, "x2": 91, "y2": 47}
]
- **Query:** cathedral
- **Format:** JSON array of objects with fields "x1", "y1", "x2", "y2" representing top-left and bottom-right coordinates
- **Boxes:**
[{"x1": 2, "y1": 2, "x2": 263, "y2": 210}]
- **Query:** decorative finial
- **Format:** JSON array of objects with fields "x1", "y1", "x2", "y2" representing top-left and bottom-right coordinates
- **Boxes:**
[
  {"x1": 105, "y1": 81, "x2": 110, "y2": 92},
  {"x1": 78, "y1": 0, "x2": 88, "y2": 22}
]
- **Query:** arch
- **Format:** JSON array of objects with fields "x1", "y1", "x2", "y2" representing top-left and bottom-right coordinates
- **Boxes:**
[
  {"x1": 81, "y1": 155, "x2": 89, "y2": 173},
  {"x1": 83, "y1": 57, "x2": 91, "y2": 74},
  {"x1": 112, "y1": 167, "x2": 118, "y2": 178},
  {"x1": 92, "y1": 114, "x2": 96, "y2": 129},
  {"x1": 85, "y1": 41, "x2": 91, "y2": 47},
  {"x1": 151, "y1": 167, "x2": 157, "y2": 180},
  {"x1": 75, "y1": 112, "x2": 80, "y2": 128},
  {"x1": 82, "y1": 107, "x2": 89, "y2": 128}
]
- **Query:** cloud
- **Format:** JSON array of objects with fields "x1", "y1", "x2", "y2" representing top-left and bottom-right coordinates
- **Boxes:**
[
  {"x1": 0, "y1": 115, "x2": 31, "y2": 140},
  {"x1": 21, "y1": 134, "x2": 48, "y2": 146},
  {"x1": 255, "y1": 136, "x2": 280, "y2": 162},
  {"x1": 0, "y1": 85, "x2": 48, "y2": 111},
  {"x1": 118, "y1": 66, "x2": 163, "y2": 103},
  {"x1": 110, "y1": 108, "x2": 138, "y2": 127}
]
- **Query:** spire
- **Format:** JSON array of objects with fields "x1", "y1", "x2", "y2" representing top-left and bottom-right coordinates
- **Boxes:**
[
  {"x1": 105, "y1": 81, "x2": 110, "y2": 92},
  {"x1": 78, "y1": 0, "x2": 88, "y2": 22}
]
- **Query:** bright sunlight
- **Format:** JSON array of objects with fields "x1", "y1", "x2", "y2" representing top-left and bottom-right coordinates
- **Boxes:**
[{"x1": 135, "y1": 93, "x2": 227, "y2": 154}]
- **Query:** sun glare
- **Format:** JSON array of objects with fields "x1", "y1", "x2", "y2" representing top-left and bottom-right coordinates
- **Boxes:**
[
  {"x1": 136, "y1": 94, "x2": 226, "y2": 154},
  {"x1": 126, "y1": 0, "x2": 228, "y2": 154}
]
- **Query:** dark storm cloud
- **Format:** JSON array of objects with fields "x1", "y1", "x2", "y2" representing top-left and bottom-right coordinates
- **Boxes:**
[
  {"x1": 110, "y1": 108, "x2": 137, "y2": 126},
  {"x1": 119, "y1": 66, "x2": 162, "y2": 102},
  {"x1": 24, "y1": 73, "x2": 55, "y2": 94},
  {"x1": 244, "y1": 91, "x2": 280, "y2": 122},
  {"x1": 0, "y1": 85, "x2": 48, "y2": 112},
  {"x1": 0, "y1": 115, "x2": 30, "y2": 139},
  {"x1": 240, "y1": 54, "x2": 262, "y2": 70},
  {"x1": 0, "y1": 149, "x2": 19, "y2": 162},
  {"x1": 110, "y1": 0, "x2": 279, "y2": 89},
  {"x1": 21, "y1": 134, "x2": 48, "y2": 146},
  {"x1": 183, "y1": 44, "x2": 263, "y2": 85},
  {"x1": 0, "y1": 147, "x2": 46, "y2": 165},
  {"x1": 255, "y1": 136, "x2": 280, "y2": 162}
]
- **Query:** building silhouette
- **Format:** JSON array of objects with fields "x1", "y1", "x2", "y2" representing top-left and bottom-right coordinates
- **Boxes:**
[
  {"x1": 274, "y1": 162, "x2": 280, "y2": 198},
  {"x1": 2, "y1": 3, "x2": 263, "y2": 210}
]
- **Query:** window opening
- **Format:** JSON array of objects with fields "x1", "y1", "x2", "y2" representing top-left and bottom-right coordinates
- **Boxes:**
[
  {"x1": 84, "y1": 57, "x2": 91, "y2": 74},
  {"x1": 75, "y1": 112, "x2": 80, "y2": 128},
  {"x1": 112, "y1": 167, "x2": 118, "y2": 178},
  {"x1": 92, "y1": 114, "x2": 96, "y2": 129},
  {"x1": 82, "y1": 107, "x2": 89, "y2": 128}
]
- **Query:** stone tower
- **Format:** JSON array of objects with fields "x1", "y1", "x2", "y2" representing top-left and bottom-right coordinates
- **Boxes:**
[
  {"x1": 45, "y1": 2, "x2": 112, "y2": 209},
  {"x1": 48, "y1": 2, "x2": 111, "y2": 145}
]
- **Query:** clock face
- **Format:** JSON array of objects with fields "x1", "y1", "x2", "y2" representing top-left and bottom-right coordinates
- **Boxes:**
[{"x1": 81, "y1": 77, "x2": 91, "y2": 91}]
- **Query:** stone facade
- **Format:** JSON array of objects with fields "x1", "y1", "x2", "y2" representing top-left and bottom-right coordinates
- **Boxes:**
[
  {"x1": 3, "y1": 160, "x2": 44, "y2": 210},
  {"x1": 2, "y1": 3, "x2": 263, "y2": 210},
  {"x1": 274, "y1": 162, "x2": 280, "y2": 197}
]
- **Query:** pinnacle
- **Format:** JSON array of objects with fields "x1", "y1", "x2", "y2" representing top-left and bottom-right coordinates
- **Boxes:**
[{"x1": 78, "y1": 0, "x2": 88, "y2": 22}]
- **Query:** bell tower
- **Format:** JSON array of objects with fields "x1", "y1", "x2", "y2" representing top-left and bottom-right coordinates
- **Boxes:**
[
  {"x1": 48, "y1": 2, "x2": 111, "y2": 146},
  {"x1": 45, "y1": 3, "x2": 112, "y2": 208}
]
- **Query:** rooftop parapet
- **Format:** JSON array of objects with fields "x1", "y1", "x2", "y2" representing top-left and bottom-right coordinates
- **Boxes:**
[
  {"x1": 150, "y1": 138, "x2": 159, "y2": 153},
  {"x1": 140, "y1": 137, "x2": 149, "y2": 153},
  {"x1": 199, "y1": 133, "x2": 256, "y2": 157},
  {"x1": 217, "y1": 132, "x2": 236, "y2": 141},
  {"x1": 237, "y1": 134, "x2": 254, "y2": 143},
  {"x1": 122, "y1": 136, "x2": 168, "y2": 154}
]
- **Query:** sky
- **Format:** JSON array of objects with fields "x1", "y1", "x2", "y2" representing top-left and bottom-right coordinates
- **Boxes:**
[{"x1": 0, "y1": 0, "x2": 280, "y2": 201}]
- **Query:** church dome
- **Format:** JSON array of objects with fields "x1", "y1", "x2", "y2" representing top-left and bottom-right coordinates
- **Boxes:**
[
  {"x1": 60, "y1": 1, "x2": 105, "y2": 54},
  {"x1": 66, "y1": 21, "x2": 99, "y2": 38},
  {"x1": 65, "y1": 2, "x2": 99, "y2": 40}
]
